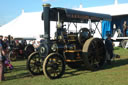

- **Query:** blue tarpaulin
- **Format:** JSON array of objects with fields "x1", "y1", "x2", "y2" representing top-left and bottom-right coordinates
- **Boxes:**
[{"x1": 102, "y1": 20, "x2": 111, "y2": 39}]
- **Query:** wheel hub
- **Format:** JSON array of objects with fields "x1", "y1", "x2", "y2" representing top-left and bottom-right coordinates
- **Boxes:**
[
  {"x1": 40, "y1": 47, "x2": 45, "y2": 54},
  {"x1": 52, "y1": 63, "x2": 58, "y2": 70},
  {"x1": 34, "y1": 61, "x2": 41, "y2": 66}
]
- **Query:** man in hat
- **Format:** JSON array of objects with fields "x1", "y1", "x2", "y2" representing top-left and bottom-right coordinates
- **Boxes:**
[
  {"x1": 105, "y1": 34, "x2": 114, "y2": 64},
  {"x1": 123, "y1": 21, "x2": 127, "y2": 37}
]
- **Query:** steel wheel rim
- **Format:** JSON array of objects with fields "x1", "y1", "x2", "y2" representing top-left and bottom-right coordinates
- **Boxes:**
[
  {"x1": 28, "y1": 52, "x2": 43, "y2": 75},
  {"x1": 82, "y1": 38, "x2": 106, "y2": 70},
  {"x1": 88, "y1": 39, "x2": 105, "y2": 68},
  {"x1": 43, "y1": 53, "x2": 65, "y2": 79}
]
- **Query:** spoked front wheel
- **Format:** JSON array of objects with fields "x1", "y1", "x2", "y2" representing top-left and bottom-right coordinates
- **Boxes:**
[
  {"x1": 27, "y1": 52, "x2": 43, "y2": 75},
  {"x1": 43, "y1": 53, "x2": 65, "y2": 79}
]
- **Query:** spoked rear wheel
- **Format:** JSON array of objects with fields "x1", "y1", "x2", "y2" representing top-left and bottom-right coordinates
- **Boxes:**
[
  {"x1": 43, "y1": 53, "x2": 65, "y2": 79},
  {"x1": 27, "y1": 52, "x2": 43, "y2": 75},
  {"x1": 82, "y1": 38, "x2": 106, "y2": 70},
  {"x1": 9, "y1": 51, "x2": 17, "y2": 61}
]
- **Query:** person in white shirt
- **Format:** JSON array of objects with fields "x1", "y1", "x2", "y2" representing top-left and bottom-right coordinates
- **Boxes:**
[{"x1": 32, "y1": 39, "x2": 40, "y2": 51}]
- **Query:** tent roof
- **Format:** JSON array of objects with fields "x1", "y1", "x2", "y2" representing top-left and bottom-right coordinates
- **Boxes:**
[
  {"x1": 0, "y1": 11, "x2": 44, "y2": 38},
  {"x1": 76, "y1": 3, "x2": 128, "y2": 16}
]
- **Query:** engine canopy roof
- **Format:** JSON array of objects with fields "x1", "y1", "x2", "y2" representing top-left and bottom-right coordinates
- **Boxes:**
[{"x1": 42, "y1": 7, "x2": 112, "y2": 23}]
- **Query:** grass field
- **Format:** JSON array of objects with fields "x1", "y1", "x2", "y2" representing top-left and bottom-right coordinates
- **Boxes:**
[{"x1": 1, "y1": 47, "x2": 128, "y2": 85}]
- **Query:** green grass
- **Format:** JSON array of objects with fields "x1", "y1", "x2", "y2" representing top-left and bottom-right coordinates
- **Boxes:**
[
  {"x1": 1, "y1": 47, "x2": 128, "y2": 85},
  {"x1": 114, "y1": 47, "x2": 128, "y2": 57}
]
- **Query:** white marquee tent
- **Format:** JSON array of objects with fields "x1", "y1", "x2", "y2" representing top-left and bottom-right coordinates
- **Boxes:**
[
  {"x1": 0, "y1": 10, "x2": 57, "y2": 39},
  {"x1": 0, "y1": 10, "x2": 44, "y2": 38},
  {"x1": 76, "y1": 0, "x2": 128, "y2": 16}
]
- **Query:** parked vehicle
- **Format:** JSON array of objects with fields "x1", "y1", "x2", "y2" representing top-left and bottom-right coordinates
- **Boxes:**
[
  {"x1": 27, "y1": 4, "x2": 111, "y2": 79},
  {"x1": 9, "y1": 38, "x2": 35, "y2": 61}
]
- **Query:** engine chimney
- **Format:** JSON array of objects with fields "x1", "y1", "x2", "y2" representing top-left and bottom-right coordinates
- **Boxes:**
[{"x1": 42, "y1": 4, "x2": 51, "y2": 41}]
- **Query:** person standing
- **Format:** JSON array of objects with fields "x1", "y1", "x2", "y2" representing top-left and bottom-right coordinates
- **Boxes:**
[
  {"x1": 123, "y1": 21, "x2": 127, "y2": 37},
  {"x1": 113, "y1": 24, "x2": 116, "y2": 34},
  {"x1": 0, "y1": 35, "x2": 6, "y2": 52},
  {"x1": 0, "y1": 44, "x2": 5, "y2": 82},
  {"x1": 105, "y1": 34, "x2": 114, "y2": 64},
  {"x1": 32, "y1": 39, "x2": 40, "y2": 51},
  {"x1": 0, "y1": 35, "x2": 4, "y2": 47}
]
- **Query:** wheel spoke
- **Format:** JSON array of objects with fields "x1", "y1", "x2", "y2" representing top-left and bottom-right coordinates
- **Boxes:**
[
  {"x1": 31, "y1": 65, "x2": 36, "y2": 71},
  {"x1": 36, "y1": 66, "x2": 41, "y2": 73}
]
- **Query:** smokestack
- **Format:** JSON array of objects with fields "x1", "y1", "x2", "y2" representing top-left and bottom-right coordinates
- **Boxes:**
[{"x1": 42, "y1": 4, "x2": 51, "y2": 41}]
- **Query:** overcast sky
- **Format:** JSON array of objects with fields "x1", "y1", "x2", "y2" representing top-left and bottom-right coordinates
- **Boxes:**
[{"x1": 0, "y1": 0, "x2": 128, "y2": 26}]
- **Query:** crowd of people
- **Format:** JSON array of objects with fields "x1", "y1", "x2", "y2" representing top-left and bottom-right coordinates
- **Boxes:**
[
  {"x1": 113, "y1": 21, "x2": 128, "y2": 37},
  {"x1": 0, "y1": 35, "x2": 42, "y2": 82}
]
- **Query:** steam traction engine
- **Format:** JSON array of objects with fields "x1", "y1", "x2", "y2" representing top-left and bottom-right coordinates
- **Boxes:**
[{"x1": 27, "y1": 4, "x2": 111, "y2": 79}]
